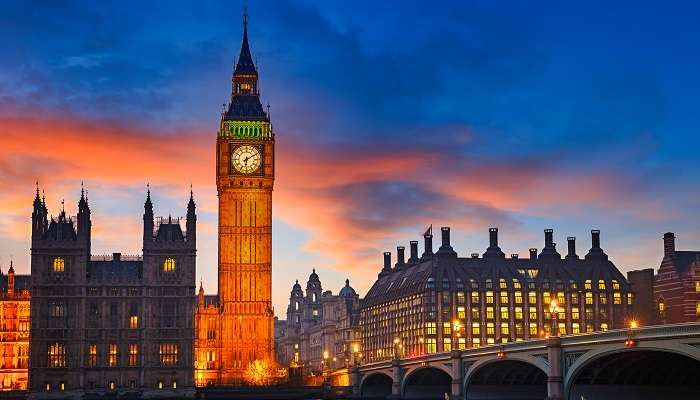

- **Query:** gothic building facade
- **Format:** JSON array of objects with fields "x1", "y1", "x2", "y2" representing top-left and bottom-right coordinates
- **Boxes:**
[
  {"x1": 0, "y1": 261, "x2": 30, "y2": 391},
  {"x1": 29, "y1": 187, "x2": 196, "y2": 398},
  {"x1": 194, "y1": 12, "x2": 276, "y2": 385},
  {"x1": 361, "y1": 227, "x2": 635, "y2": 363},
  {"x1": 277, "y1": 271, "x2": 361, "y2": 378}
]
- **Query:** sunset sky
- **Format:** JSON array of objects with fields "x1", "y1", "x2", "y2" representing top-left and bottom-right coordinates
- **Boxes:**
[{"x1": 1, "y1": 0, "x2": 699, "y2": 316}]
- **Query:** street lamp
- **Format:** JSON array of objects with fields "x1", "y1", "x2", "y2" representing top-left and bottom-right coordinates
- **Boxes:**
[
  {"x1": 393, "y1": 337, "x2": 402, "y2": 359},
  {"x1": 549, "y1": 299, "x2": 560, "y2": 337}
]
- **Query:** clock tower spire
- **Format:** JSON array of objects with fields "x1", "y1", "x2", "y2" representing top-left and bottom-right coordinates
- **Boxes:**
[{"x1": 215, "y1": 9, "x2": 275, "y2": 384}]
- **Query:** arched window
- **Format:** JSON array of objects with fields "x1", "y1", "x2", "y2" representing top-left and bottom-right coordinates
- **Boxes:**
[
  {"x1": 163, "y1": 258, "x2": 176, "y2": 273},
  {"x1": 499, "y1": 278, "x2": 507, "y2": 289},
  {"x1": 52, "y1": 257, "x2": 65, "y2": 273},
  {"x1": 295, "y1": 301, "x2": 299, "y2": 311},
  {"x1": 48, "y1": 342, "x2": 66, "y2": 367},
  {"x1": 312, "y1": 292, "x2": 317, "y2": 302},
  {"x1": 598, "y1": 279, "x2": 606, "y2": 290}
]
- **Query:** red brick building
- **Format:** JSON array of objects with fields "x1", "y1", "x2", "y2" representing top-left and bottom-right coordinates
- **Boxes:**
[{"x1": 653, "y1": 232, "x2": 700, "y2": 323}]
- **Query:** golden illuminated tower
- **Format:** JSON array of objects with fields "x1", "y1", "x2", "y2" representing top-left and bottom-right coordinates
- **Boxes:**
[{"x1": 216, "y1": 11, "x2": 275, "y2": 383}]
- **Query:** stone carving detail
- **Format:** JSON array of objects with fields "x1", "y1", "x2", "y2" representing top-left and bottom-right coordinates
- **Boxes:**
[{"x1": 533, "y1": 352, "x2": 549, "y2": 365}]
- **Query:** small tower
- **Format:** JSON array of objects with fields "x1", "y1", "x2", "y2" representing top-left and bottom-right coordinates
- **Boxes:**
[
  {"x1": 31, "y1": 183, "x2": 47, "y2": 239},
  {"x1": 198, "y1": 281, "x2": 205, "y2": 309},
  {"x1": 77, "y1": 183, "x2": 91, "y2": 249},
  {"x1": 143, "y1": 186, "x2": 154, "y2": 247},
  {"x1": 187, "y1": 187, "x2": 197, "y2": 248},
  {"x1": 7, "y1": 258, "x2": 14, "y2": 297}
]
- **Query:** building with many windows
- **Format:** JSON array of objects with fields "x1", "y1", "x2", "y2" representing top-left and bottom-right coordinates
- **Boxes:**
[
  {"x1": 653, "y1": 232, "x2": 700, "y2": 323},
  {"x1": 28, "y1": 186, "x2": 196, "y2": 397},
  {"x1": 277, "y1": 271, "x2": 362, "y2": 377},
  {"x1": 0, "y1": 261, "x2": 30, "y2": 391},
  {"x1": 361, "y1": 227, "x2": 634, "y2": 362}
]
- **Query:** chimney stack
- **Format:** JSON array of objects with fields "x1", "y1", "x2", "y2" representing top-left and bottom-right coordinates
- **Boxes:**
[
  {"x1": 113, "y1": 252, "x2": 121, "y2": 262},
  {"x1": 544, "y1": 229, "x2": 554, "y2": 248},
  {"x1": 591, "y1": 230, "x2": 601, "y2": 249},
  {"x1": 567, "y1": 237, "x2": 578, "y2": 259},
  {"x1": 471, "y1": 253, "x2": 479, "y2": 259},
  {"x1": 396, "y1": 246, "x2": 406, "y2": 266},
  {"x1": 383, "y1": 252, "x2": 391, "y2": 269},
  {"x1": 489, "y1": 228, "x2": 498, "y2": 248},
  {"x1": 663, "y1": 232, "x2": 675, "y2": 257},
  {"x1": 421, "y1": 232, "x2": 433, "y2": 260},
  {"x1": 529, "y1": 248, "x2": 538, "y2": 260},
  {"x1": 441, "y1": 227, "x2": 451, "y2": 247},
  {"x1": 511, "y1": 254, "x2": 519, "y2": 259},
  {"x1": 409, "y1": 241, "x2": 419, "y2": 263}
]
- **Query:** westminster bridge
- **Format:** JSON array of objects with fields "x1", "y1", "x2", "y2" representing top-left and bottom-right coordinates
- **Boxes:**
[{"x1": 350, "y1": 322, "x2": 700, "y2": 400}]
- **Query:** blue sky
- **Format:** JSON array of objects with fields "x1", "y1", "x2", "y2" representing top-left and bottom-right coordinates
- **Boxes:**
[{"x1": 1, "y1": 0, "x2": 699, "y2": 315}]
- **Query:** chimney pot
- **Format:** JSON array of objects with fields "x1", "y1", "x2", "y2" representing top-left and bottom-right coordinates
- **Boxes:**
[
  {"x1": 511, "y1": 254, "x2": 519, "y2": 259},
  {"x1": 663, "y1": 232, "x2": 675, "y2": 257},
  {"x1": 113, "y1": 252, "x2": 121, "y2": 262},
  {"x1": 423, "y1": 233, "x2": 433, "y2": 256},
  {"x1": 471, "y1": 253, "x2": 479, "y2": 259},
  {"x1": 397, "y1": 246, "x2": 406, "y2": 264},
  {"x1": 383, "y1": 252, "x2": 391, "y2": 269},
  {"x1": 529, "y1": 248, "x2": 538, "y2": 260}
]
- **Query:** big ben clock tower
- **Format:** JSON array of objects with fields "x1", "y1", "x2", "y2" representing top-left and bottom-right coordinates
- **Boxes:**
[{"x1": 216, "y1": 11, "x2": 274, "y2": 383}]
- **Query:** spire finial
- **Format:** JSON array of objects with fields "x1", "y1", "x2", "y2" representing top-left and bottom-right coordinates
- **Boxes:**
[
  {"x1": 61, "y1": 198, "x2": 65, "y2": 212},
  {"x1": 243, "y1": 6, "x2": 248, "y2": 30},
  {"x1": 35, "y1": 181, "x2": 39, "y2": 196},
  {"x1": 345, "y1": 278, "x2": 350, "y2": 286},
  {"x1": 190, "y1": 183, "x2": 194, "y2": 199}
]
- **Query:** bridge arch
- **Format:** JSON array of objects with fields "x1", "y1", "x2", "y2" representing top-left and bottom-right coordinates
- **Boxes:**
[
  {"x1": 359, "y1": 371, "x2": 393, "y2": 399},
  {"x1": 402, "y1": 365, "x2": 453, "y2": 399},
  {"x1": 464, "y1": 356, "x2": 548, "y2": 400},
  {"x1": 566, "y1": 345, "x2": 700, "y2": 400}
]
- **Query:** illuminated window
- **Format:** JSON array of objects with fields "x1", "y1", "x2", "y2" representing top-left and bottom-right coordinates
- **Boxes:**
[
  {"x1": 500, "y1": 292, "x2": 509, "y2": 304},
  {"x1": 572, "y1": 307, "x2": 580, "y2": 320},
  {"x1": 499, "y1": 279, "x2": 507, "y2": 289},
  {"x1": 613, "y1": 292, "x2": 621, "y2": 305},
  {"x1": 443, "y1": 322, "x2": 452, "y2": 335},
  {"x1": 486, "y1": 291, "x2": 494, "y2": 304},
  {"x1": 172, "y1": 381, "x2": 177, "y2": 389},
  {"x1": 558, "y1": 322, "x2": 566, "y2": 335},
  {"x1": 458, "y1": 337, "x2": 466, "y2": 350},
  {"x1": 457, "y1": 306, "x2": 466, "y2": 319},
  {"x1": 52, "y1": 257, "x2": 65, "y2": 273},
  {"x1": 584, "y1": 280, "x2": 592, "y2": 290},
  {"x1": 486, "y1": 322, "x2": 495, "y2": 335},
  {"x1": 159, "y1": 343, "x2": 178, "y2": 366},
  {"x1": 426, "y1": 338, "x2": 437, "y2": 353},
  {"x1": 572, "y1": 323, "x2": 580, "y2": 334},
  {"x1": 514, "y1": 292, "x2": 523, "y2": 304},
  {"x1": 500, "y1": 307, "x2": 509, "y2": 320},
  {"x1": 486, "y1": 307, "x2": 494, "y2": 319},
  {"x1": 696, "y1": 302, "x2": 700, "y2": 316},
  {"x1": 130, "y1": 315, "x2": 138, "y2": 329},
  {"x1": 472, "y1": 338, "x2": 481, "y2": 348},
  {"x1": 487, "y1": 337, "x2": 495, "y2": 344},
  {"x1": 529, "y1": 307, "x2": 537, "y2": 320},
  {"x1": 471, "y1": 291, "x2": 480, "y2": 303},
  {"x1": 527, "y1": 269, "x2": 539, "y2": 279},
  {"x1": 612, "y1": 280, "x2": 620, "y2": 290},
  {"x1": 240, "y1": 83, "x2": 251, "y2": 91},
  {"x1": 109, "y1": 381, "x2": 116, "y2": 390},
  {"x1": 600, "y1": 322, "x2": 609, "y2": 331},
  {"x1": 108, "y1": 343, "x2": 118, "y2": 367},
  {"x1": 48, "y1": 342, "x2": 66, "y2": 367},
  {"x1": 513, "y1": 279, "x2": 522, "y2": 289},
  {"x1": 515, "y1": 323, "x2": 524, "y2": 337},
  {"x1": 312, "y1": 308, "x2": 319, "y2": 316},
  {"x1": 443, "y1": 338, "x2": 452, "y2": 352},
  {"x1": 59, "y1": 382, "x2": 65, "y2": 391},
  {"x1": 456, "y1": 291, "x2": 465, "y2": 304},
  {"x1": 472, "y1": 322, "x2": 480, "y2": 335},
  {"x1": 600, "y1": 293, "x2": 608, "y2": 305},
  {"x1": 514, "y1": 307, "x2": 523, "y2": 320},
  {"x1": 425, "y1": 322, "x2": 436, "y2": 335},
  {"x1": 586, "y1": 323, "x2": 593, "y2": 333},
  {"x1": 295, "y1": 301, "x2": 299, "y2": 310},
  {"x1": 471, "y1": 307, "x2": 480, "y2": 319},
  {"x1": 529, "y1": 323, "x2": 538, "y2": 336},
  {"x1": 129, "y1": 344, "x2": 138, "y2": 366},
  {"x1": 585, "y1": 292, "x2": 593, "y2": 305},
  {"x1": 696, "y1": 282, "x2": 700, "y2": 293},
  {"x1": 45, "y1": 383, "x2": 50, "y2": 391},
  {"x1": 627, "y1": 293, "x2": 634, "y2": 305},
  {"x1": 557, "y1": 292, "x2": 565, "y2": 306},
  {"x1": 501, "y1": 322, "x2": 509, "y2": 336},
  {"x1": 543, "y1": 292, "x2": 551, "y2": 306},
  {"x1": 88, "y1": 344, "x2": 97, "y2": 367},
  {"x1": 571, "y1": 292, "x2": 579, "y2": 304},
  {"x1": 158, "y1": 381, "x2": 164, "y2": 389},
  {"x1": 598, "y1": 280, "x2": 606, "y2": 290},
  {"x1": 528, "y1": 292, "x2": 537, "y2": 305},
  {"x1": 163, "y1": 258, "x2": 176, "y2": 272}
]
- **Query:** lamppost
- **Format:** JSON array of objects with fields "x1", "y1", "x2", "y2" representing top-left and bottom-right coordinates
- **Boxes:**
[
  {"x1": 549, "y1": 299, "x2": 560, "y2": 337},
  {"x1": 453, "y1": 320, "x2": 462, "y2": 350},
  {"x1": 625, "y1": 320, "x2": 638, "y2": 347},
  {"x1": 393, "y1": 337, "x2": 402, "y2": 359}
]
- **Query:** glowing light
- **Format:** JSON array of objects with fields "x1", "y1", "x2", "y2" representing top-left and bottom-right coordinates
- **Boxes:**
[
  {"x1": 629, "y1": 320, "x2": 639, "y2": 329},
  {"x1": 244, "y1": 359, "x2": 275, "y2": 386}
]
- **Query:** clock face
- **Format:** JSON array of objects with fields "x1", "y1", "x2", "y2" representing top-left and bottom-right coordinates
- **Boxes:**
[{"x1": 232, "y1": 145, "x2": 262, "y2": 174}]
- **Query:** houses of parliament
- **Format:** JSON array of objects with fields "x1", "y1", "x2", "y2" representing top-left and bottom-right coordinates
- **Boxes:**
[{"x1": 1, "y1": 13, "x2": 276, "y2": 397}]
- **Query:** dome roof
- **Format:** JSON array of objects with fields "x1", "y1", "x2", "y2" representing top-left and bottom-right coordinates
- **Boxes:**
[
  {"x1": 307, "y1": 268, "x2": 320, "y2": 284},
  {"x1": 339, "y1": 279, "x2": 357, "y2": 298},
  {"x1": 292, "y1": 279, "x2": 302, "y2": 293}
]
